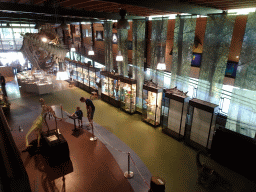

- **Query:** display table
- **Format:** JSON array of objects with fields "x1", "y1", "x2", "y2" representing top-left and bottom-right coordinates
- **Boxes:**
[{"x1": 41, "y1": 129, "x2": 70, "y2": 166}]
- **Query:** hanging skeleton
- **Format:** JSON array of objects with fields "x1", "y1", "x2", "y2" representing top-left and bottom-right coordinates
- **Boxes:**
[{"x1": 21, "y1": 24, "x2": 67, "y2": 73}]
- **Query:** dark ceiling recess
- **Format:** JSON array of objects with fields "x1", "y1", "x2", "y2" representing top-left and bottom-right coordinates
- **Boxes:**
[{"x1": 0, "y1": 0, "x2": 256, "y2": 24}]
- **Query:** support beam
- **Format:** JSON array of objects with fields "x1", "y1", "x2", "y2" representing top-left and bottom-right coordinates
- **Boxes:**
[
  {"x1": 99, "y1": 0, "x2": 222, "y2": 15},
  {"x1": 0, "y1": 11, "x2": 97, "y2": 24}
]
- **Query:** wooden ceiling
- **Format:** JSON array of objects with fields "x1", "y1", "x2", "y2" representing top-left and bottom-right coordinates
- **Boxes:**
[{"x1": 0, "y1": 0, "x2": 256, "y2": 24}]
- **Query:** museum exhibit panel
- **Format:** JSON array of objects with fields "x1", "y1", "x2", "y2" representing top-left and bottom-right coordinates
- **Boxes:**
[
  {"x1": 120, "y1": 77, "x2": 137, "y2": 114},
  {"x1": 184, "y1": 98, "x2": 219, "y2": 151},
  {"x1": 162, "y1": 88, "x2": 190, "y2": 140},
  {"x1": 142, "y1": 81, "x2": 162, "y2": 127}
]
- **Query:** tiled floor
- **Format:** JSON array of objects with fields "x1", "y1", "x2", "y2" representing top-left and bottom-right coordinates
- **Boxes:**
[{"x1": 6, "y1": 76, "x2": 256, "y2": 192}]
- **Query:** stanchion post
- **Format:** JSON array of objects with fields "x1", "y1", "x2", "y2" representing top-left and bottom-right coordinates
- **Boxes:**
[
  {"x1": 60, "y1": 104, "x2": 63, "y2": 119},
  {"x1": 124, "y1": 152, "x2": 134, "y2": 179}
]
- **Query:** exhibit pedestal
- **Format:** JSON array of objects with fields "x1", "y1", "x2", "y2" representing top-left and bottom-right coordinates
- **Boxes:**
[{"x1": 41, "y1": 130, "x2": 70, "y2": 166}]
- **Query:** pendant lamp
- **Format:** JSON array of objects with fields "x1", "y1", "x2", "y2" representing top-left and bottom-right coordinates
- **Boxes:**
[
  {"x1": 157, "y1": 17, "x2": 166, "y2": 71},
  {"x1": 116, "y1": 51, "x2": 123, "y2": 61}
]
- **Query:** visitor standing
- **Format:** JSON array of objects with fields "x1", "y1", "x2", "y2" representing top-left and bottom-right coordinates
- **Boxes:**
[
  {"x1": 0, "y1": 73, "x2": 7, "y2": 97},
  {"x1": 80, "y1": 97, "x2": 95, "y2": 129}
]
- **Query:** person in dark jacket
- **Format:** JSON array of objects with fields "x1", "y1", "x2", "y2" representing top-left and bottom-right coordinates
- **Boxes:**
[
  {"x1": 72, "y1": 106, "x2": 83, "y2": 128},
  {"x1": 0, "y1": 73, "x2": 7, "y2": 97},
  {"x1": 80, "y1": 97, "x2": 95, "y2": 129}
]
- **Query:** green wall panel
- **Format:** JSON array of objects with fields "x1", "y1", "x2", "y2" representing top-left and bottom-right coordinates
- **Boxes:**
[
  {"x1": 104, "y1": 21, "x2": 113, "y2": 71},
  {"x1": 197, "y1": 14, "x2": 235, "y2": 104},
  {"x1": 132, "y1": 19, "x2": 146, "y2": 111}
]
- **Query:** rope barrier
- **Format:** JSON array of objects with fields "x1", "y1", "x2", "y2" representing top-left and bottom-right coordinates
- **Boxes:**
[{"x1": 130, "y1": 155, "x2": 151, "y2": 189}]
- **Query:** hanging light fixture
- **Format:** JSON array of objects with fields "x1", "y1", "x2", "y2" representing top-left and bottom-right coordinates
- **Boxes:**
[
  {"x1": 157, "y1": 17, "x2": 166, "y2": 71},
  {"x1": 157, "y1": 58, "x2": 166, "y2": 70},
  {"x1": 117, "y1": 9, "x2": 130, "y2": 30},
  {"x1": 116, "y1": 51, "x2": 123, "y2": 61},
  {"x1": 88, "y1": 47, "x2": 95, "y2": 55}
]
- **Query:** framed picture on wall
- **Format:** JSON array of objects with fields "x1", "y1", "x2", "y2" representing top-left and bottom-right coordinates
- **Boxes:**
[
  {"x1": 191, "y1": 53, "x2": 202, "y2": 67},
  {"x1": 127, "y1": 41, "x2": 132, "y2": 50},
  {"x1": 112, "y1": 33, "x2": 118, "y2": 44},
  {"x1": 96, "y1": 31, "x2": 103, "y2": 41},
  {"x1": 225, "y1": 61, "x2": 238, "y2": 78}
]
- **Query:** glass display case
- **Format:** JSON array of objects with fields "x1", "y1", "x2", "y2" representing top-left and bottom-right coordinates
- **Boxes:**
[
  {"x1": 89, "y1": 66, "x2": 101, "y2": 93},
  {"x1": 100, "y1": 71, "x2": 121, "y2": 108},
  {"x1": 120, "y1": 77, "x2": 136, "y2": 114},
  {"x1": 142, "y1": 81, "x2": 162, "y2": 127},
  {"x1": 16, "y1": 71, "x2": 53, "y2": 95},
  {"x1": 70, "y1": 61, "x2": 77, "y2": 81},
  {"x1": 162, "y1": 88, "x2": 190, "y2": 140},
  {"x1": 184, "y1": 98, "x2": 219, "y2": 152},
  {"x1": 81, "y1": 63, "x2": 90, "y2": 92},
  {"x1": 101, "y1": 71, "x2": 109, "y2": 97},
  {"x1": 77, "y1": 64, "x2": 83, "y2": 83}
]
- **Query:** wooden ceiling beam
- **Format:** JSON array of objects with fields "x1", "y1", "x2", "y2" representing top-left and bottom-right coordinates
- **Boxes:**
[{"x1": 33, "y1": 0, "x2": 47, "y2": 5}]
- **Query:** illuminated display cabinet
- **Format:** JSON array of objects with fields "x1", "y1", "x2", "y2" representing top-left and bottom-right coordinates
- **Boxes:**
[
  {"x1": 70, "y1": 61, "x2": 77, "y2": 81},
  {"x1": 142, "y1": 83, "x2": 162, "y2": 127},
  {"x1": 184, "y1": 98, "x2": 219, "y2": 152},
  {"x1": 120, "y1": 77, "x2": 136, "y2": 114},
  {"x1": 89, "y1": 66, "x2": 101, "y2": 93},
  {"x1": 81, "y1": 63, "x2": 90, "y2": 92},
  {"x1": 162, "y1": 88, "x2": 190, "y2": 140},
  {"x1": 100, "y1": 71, "x2": 121, "y2": 108}
]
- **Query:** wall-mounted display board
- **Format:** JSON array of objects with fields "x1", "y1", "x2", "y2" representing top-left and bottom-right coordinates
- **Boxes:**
[
  {"x1": 184, "y1": 98, "x2": 219, "y2": 152},
  {"x1": 120, "y1": 77, "x2": 137, "y2": 114},
  {"x1": 142, "y1": 81, "x2": 162, "y2": 127},
  {"x1": 100, "y1": 71, "x2": 121, "y2": 108},
  {"x1": 162, "y1": 88, "x2": 190, "y2": 140}
]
